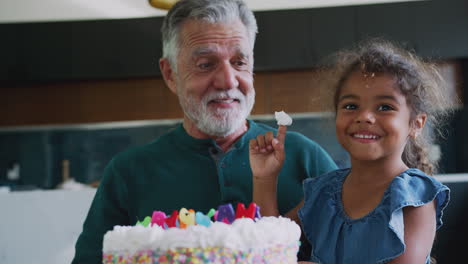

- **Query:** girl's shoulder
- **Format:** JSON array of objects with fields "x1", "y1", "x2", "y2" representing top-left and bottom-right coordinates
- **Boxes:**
[
  {"x1": 387, "y1": 168, "x2": 450, "y2": 229},
  {"x1": 396, "y1": 168, "x2": 446, "y2": 185},
  {"x1": 390, "y1": 168, "x2": 449, "y2": 206}
]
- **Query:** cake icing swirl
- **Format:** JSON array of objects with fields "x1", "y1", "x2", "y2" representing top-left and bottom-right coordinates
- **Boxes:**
[{"x1": 104, "y1": 216, "x2": 300, "y2": 253}]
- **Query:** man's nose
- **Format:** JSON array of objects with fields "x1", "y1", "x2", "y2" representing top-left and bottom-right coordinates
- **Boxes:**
[
  {"x1": 355, "y1": 110, "x2": 375, "y2": 124},
  {"x1": 213, "y1": 62, "x2": 239, "y2": 90}
]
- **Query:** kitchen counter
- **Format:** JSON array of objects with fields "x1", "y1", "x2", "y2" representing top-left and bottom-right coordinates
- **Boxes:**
[{"x1": 0, "y1": 188, "x2": 96, "y2": 264}]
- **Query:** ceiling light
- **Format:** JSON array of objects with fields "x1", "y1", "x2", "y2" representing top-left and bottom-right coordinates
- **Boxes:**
[{"x1": 148, "y1": 0, "x2": 178, "y2": 10}]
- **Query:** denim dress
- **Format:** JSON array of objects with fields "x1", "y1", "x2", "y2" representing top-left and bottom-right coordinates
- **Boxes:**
[{"x1": 298, "y1": 168, "x2": 450, "y2": 264}]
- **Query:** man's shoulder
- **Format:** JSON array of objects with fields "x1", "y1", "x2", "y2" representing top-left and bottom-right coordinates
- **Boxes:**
[{"x1": 112, "y1": 127, "x2": 179, "y2": 163}]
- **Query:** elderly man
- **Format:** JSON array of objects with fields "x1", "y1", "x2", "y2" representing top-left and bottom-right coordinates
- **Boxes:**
[{"x1": 72, "y1": 0, "x2": 337, "y2": 263}]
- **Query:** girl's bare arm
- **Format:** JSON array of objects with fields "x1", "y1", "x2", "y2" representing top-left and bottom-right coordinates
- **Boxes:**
[{"x1": 388, "y1": 200, "x2": 437, "y2": 263}]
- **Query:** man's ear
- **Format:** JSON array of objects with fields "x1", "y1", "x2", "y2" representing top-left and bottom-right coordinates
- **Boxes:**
[
  {"x1": 410, "y1": 113, "x2": 427, "y2": 138},
  {"x1": 159, "y1": 58, "x2": 177, "y2": 94}
]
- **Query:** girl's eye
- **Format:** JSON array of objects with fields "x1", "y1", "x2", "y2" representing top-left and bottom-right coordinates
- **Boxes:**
[
  {"x1": 342, "y1": 104, "x2": 357, "y2": 110},
  {"x1": 378, "y1": 104, "x2": 394, "y2": 111}
]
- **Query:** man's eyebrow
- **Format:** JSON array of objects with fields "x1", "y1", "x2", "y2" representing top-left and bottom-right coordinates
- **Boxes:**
[
  {"x1": 191, "y1": 46, "x2": 251, "y2": 59},
  {"x1": 233, "y1": 46, "x2": 250, "y2": 59},
  {"x1": 237, "y1": 52, "x2": 249, "y2": 59},
  {"x1": 192, "y1": 47, "x2": 216, "y2": 57}
]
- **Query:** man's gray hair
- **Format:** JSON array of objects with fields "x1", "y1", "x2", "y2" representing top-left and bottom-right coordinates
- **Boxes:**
[{"x1": 161, "y1": 0, "x2": 258, "y2": 71}]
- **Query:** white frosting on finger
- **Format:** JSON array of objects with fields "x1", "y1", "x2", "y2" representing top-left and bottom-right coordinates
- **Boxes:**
[{"x1": 274, "y1": 111, "x2": 293, "y2": 126}]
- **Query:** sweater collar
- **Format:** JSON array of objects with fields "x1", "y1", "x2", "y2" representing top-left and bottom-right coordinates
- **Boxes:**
[{"x1": 173, "y1": 120, "x2": 257, "y2": 152}]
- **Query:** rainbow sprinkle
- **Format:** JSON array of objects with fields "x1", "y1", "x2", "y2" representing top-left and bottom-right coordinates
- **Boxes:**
[{"x1": 103, "y1": 242, "x2": 299, "y2": 264}]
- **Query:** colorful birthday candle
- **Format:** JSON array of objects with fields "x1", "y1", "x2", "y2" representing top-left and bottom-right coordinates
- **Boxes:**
[
  {"x1": 179, "y1": 208, "x2": 195, "y2": 229},
  {"x1": 136, "y1": 216, "x2": 152, "y2": 227},
  {"x1": 195, "y1": 211, "x2": 212, "y2": 227},
  {"x1": 255, "y1": 204, "x2": 261, "y2": 218},
  {"x1": 235, "y1": 202, "x2": 258, "y2": 219},
  {"x1": 151, "y1": 211, "x2": 166, "y2": 228},
  {"x1": 165, "y1": 210, "x2": 179, "y2": 228},
  {"x1": 217, "y1": 204, "x2": 235, "y2": 224},
  {"x1": 206, "y1": 208, "x2": 216, "y2": 219}
]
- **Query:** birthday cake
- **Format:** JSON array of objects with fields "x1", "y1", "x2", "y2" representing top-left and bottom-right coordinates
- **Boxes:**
[{"x1": 102, "y1": 203, "x2": 301, "y2": 264}]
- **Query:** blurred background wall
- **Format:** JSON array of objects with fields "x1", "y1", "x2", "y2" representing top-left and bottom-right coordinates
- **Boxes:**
[{"x1": 1, "y1": 0, "x2": 466, "y2": 187}]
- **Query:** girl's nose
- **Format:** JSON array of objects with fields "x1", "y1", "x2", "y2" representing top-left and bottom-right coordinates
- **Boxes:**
[
  {"x1": 213, "y1": 62, "x2": 239, "y2": 90},
  {"x1": 355, "y1": 110, "x2": 375, "y2": 124}
]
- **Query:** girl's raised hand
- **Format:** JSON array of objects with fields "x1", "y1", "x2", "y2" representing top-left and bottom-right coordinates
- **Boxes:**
[{"x1": 249, "y1": 125, "x2": 287, "y2": 181}]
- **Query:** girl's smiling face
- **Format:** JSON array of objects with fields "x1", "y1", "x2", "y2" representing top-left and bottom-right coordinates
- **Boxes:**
[{"x1": 335, "y1": 71, "x2": 419, "y2": 164}]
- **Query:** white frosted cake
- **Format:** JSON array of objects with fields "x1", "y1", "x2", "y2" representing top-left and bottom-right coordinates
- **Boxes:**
[{"x1": 102, "y1": 203, "x2": 301, "y2": 264}]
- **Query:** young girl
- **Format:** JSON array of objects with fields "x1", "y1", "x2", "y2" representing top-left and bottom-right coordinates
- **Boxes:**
[{"x1": 249, "y1": 40, "x2": 454, "y2": 264}]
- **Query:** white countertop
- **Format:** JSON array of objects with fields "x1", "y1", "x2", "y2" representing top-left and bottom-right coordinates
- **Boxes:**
[{"x1": 0, "y1": 189, "x2": 96, "y2": 264}]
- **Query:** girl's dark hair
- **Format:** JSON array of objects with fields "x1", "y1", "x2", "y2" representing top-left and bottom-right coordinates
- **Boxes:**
[{"x1": 324, "y1": 38, "x2": 457, "y2": 175}]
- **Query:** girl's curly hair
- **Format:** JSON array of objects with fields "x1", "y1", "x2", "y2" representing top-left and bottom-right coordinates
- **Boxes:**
[{"x1": 323, "y1": 38, "x2": 457, "y2": 175}]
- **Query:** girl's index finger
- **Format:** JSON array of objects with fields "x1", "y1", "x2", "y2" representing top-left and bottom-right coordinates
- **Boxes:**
[{"x1": 276, "y1": 125, "x2": 287, "y2": 144}]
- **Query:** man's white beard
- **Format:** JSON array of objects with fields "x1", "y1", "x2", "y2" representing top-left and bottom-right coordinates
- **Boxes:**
[{"x1": 179, "y1": 89, "x2": 255, "y2": 137}]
